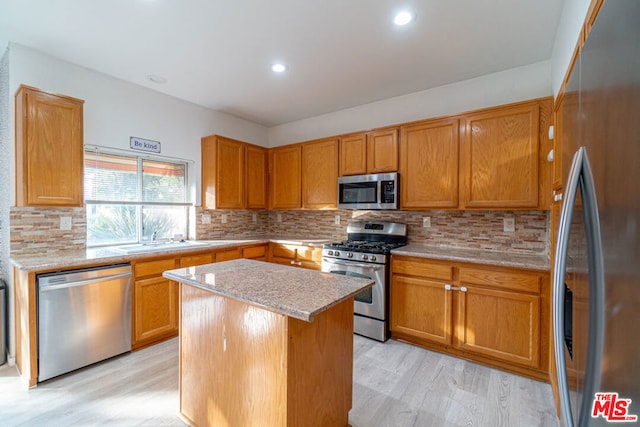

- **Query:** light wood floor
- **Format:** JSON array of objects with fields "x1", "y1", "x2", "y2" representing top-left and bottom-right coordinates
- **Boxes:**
[{"x1": 0, "y1": 336, "x2": 559, "y2": 426}]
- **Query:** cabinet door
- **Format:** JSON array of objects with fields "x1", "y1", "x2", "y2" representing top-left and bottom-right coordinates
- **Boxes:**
[
  {"x1": 301, "y1": 138, "x2": 339, "y2": 209},
  {"x1": 339, "y1": 133, "x2": 367, "y2": 176},
  {"x1": 134, "y1": 276, "x2": 179, "y2": 344},
  {"x1": 399, "y1": 118, "x2": 459, "y2": 208},
  {"x1": 201, "y1": 135, "x2": 245, "y2": 209},
  {"x1": 246, "y1": 144, "x2": 268, "y2": 209},
  {"x1": 269, "y1": 145, "x2": 301, "y2": 209},
  {"x1": 455, "y1": 285, "x2": 540, "y2": 368},
  {"x1": 216, "y1": 136, "x2": 245, "y2": 209},
  {"x1": 390, "y1": 275, "x2": 453, "y2": 345},
  {"x1": 367, "y1": 128, "x2": 398, "y2": 173},
  {"x1": 296, "y1": 245, "x2": 322, "y2": 270},
  {"x1": 15, "y1": 86, "x2": 84, "y2": 207},
  {"x1": 460, "y1": 103, "x2": 540, "y2": 208}
]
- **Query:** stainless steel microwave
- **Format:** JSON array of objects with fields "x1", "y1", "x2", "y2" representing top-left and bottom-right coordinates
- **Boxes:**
[{"x1": 337, "y1": 172, "x2": 399, "y2": 210}]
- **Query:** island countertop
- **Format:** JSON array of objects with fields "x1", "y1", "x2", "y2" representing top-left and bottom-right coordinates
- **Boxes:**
[{"x1": 163, "y1": 258, "x2": 373, "y2": 322}]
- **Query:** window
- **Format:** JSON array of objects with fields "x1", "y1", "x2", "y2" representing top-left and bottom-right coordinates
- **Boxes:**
[{"x1": 84, "y1": 149, "x2": 189, "y2": 247}]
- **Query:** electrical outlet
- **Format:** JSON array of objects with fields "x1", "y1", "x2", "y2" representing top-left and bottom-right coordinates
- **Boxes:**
[
  {"x1": 60, "y1": 216, "x2": 72, "y2": 231},
  {"x1": 422, "y1": 217, "x2": 431, "y2": 228},
  {"x1": 277, "y1": 213, "x2": 282, "y2": 223},
  {"x1": 334, "y1": 215, "x2": 341, "y2": 225},
  {"x1": 252, "y1": 213, "x2": 257, "y2": 223},
  {"x1": 202, "y1": 214, "x2": 211, "y2": 224},
  {"x1": 504, "y1": 217, "x2": 515, "y2": 233},
  {"x1": 221, "y1": 214, "x2": 228, "y2": 224}
]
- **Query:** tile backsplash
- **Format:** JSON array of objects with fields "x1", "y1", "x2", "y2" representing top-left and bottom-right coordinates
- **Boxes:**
[
  {"x1": 269, "y1": 209, "x2": 549, "y2": 255},
  {"x1": 10, "y1": 207, "x2": 86, "y2": 256},
  {"x1": 9, "y1": 206, "x2": 549, "y2": 257}
]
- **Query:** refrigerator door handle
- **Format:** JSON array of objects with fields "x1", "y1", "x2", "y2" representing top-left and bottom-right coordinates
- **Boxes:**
[
  {"x1": 577, "y1": 148, "x2": 606, "y2": 426},
  {"x1": 553, "y1": 148, "x2": 584, "y2": 427},
  {"x1": 553, "y1": 147, "x2": 606, "y2": 427}
]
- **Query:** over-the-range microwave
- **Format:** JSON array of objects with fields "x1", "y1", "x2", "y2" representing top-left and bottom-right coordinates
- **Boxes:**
[{"x1": 337, "y1": 172, "x2": 398, "y2": 210}]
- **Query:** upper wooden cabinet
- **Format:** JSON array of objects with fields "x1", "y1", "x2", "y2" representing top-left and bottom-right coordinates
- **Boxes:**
[
  {"x1": 302, "y1": 138, "x2": 339, "y2": 209},
  {"x1": 268, "y1": 144, "x2": 302, "y2": 210},
  {"x1": 368, "y1": 128, "x2": 399, "y2": 173},
  {"x1": 15, "y1": 85, "x2": 84, "y2": 207},
  {"x1": 201, "y1": 135, "x2": 267, "y2": 210},
  {"x1": 246, "y1": 144, "x2": 268, "y2": 209},
  {"x1": 399, "y1": 118, "x2": 460, "y2": 208},
  {"x1": 460, "y1": 102, "x2": 540, "y2": 209},
  {"x1": 339, "y1": 128, "x2": 398, "y2": 176}
]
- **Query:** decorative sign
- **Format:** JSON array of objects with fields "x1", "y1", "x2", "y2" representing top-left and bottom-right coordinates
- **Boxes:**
[{"x1": 130, "y1": 137, "x2": 161, "y2": 153}]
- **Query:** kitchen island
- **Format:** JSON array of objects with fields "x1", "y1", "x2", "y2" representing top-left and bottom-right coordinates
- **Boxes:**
[{"x1": 163, "y1": 259, "x2": 374, "y2": 427}]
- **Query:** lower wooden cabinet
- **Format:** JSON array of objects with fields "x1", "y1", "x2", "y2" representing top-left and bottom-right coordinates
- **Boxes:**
[
  {"x1": 133, "y1": 258, "x2": 179, "y2": 349},
  {"x1": 390, "y1": 255, "x2": 549, "y2": 380},
  {"x1": 133, "y1": 243, "x2": 269, "y2": 349},
  {"x1": 267, "y1": 242, "x2": 323, "y2": 270}
]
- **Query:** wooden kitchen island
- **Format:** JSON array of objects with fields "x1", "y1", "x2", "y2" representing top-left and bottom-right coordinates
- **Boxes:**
[{"x1": 163, "y1": 259, "x2": 374, "y2": 427}]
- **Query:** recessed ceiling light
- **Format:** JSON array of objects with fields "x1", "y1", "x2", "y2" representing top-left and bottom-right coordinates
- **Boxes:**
[
  {"x1": 394, "y1": 11, "x2": 414, "y2": 26},
  {"x1": 146, "y1": 74, "x2": 167, "y2": 84},
  {"x1": 271, "y1": 63, "x2": 287, "y2": 73}
]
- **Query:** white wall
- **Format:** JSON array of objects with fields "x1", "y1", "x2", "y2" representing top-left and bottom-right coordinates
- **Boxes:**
[
  {"x1": 7, "y1": 43, "x2": 268, "y2": 206},
  {"x1": 550, "y1": 0, "x2": 592, "y2": 97},
  {"x1": 268, "y1": 60, "x2": 552, "y2": 147}
]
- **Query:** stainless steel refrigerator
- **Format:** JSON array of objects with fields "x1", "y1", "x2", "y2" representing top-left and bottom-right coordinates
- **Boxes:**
[{"x1": 553, "y1": 1, "x2": 640, "y2": 426}]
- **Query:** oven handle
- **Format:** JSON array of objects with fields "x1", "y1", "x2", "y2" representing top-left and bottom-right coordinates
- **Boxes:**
[{"x1": 322, "y1": 258, "x2": 384, "y2": 271}]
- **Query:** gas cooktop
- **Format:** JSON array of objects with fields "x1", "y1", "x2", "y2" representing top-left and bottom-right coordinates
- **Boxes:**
[{"x1": 323, "y1": 240, "x2": 407, "y2": 255}]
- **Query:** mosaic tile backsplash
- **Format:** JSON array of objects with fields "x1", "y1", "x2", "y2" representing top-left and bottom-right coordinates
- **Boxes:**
[
  {"x1": 268, "y1": 210, "x2": 549, "y2": 255},
  {"x1": 9, "y1": 206, "x2": 549, "y2": 257}
]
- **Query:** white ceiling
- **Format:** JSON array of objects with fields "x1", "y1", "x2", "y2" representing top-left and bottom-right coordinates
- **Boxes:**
[{"x1": 0, "y1": 0, "x2": 565, "y2": 127}]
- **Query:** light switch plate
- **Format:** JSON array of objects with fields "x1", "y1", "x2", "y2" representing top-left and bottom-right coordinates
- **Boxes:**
[
  {"x1": 221, "y1": 214, "x2": 228, "y2": 224},
  {"x1": 277, "y1": 213, "x2": 283, "y2": 223},
  {"x1": 334, "y1": 215, "x2": 341, "y2": 225},
  {"x1": 202, "y1": 214, "x2": 211, "y2": 224},
  {"x1": 252, "y1": 213, "x2": 257, "y2": 223},
  {"x1": 60, "y1": 216, "x2": 72, "y2": 231},
  {"x1": 422, "y1": 217, "x2": 431, "y2": 228},
  {"x1": 504, "y1": 217, "x2": 515, "y2": 233}
]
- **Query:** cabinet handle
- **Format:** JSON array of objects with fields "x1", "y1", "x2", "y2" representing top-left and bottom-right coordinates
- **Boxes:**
[
  {"x1": 290, "y1": 260, "x2": 302, "y2": 266},
  {"x1": 444, "y1": 284, "x2": 467, "y2": 292}
]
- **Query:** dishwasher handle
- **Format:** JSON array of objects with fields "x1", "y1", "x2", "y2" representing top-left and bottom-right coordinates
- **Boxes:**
[{"x1": 39, "y1": 272, "x2": 132, "y2": 292}]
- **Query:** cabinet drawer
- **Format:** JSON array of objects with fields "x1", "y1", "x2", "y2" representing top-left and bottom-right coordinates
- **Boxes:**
[
  {"x1": 459, "y1": 267, "x2": 541, "y2": 293},
  {"x1": 392, "y1": 257, "x2": 453, "y2": 281},
  {"x1": 270, "y1": 244, "x2": 296, "y2": 259},
  {"x1": 179, "y1": 254, "x2": 214, "y2": 268},
  {"x1": 297, "y1": 246, "x2": 322, "y2": 262},
  {"x1": 243, "y1": 245, "x2": 266, "y2": 259},
  {"x1": 135, "y1": 258, "x2": 176, "y2": 277},
  {"x1": 215, "y1": 248, "x2": 242, "y2": 262}
]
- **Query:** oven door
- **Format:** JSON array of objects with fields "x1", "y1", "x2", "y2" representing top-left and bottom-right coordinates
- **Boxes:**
[{"x1": 321, "y1": 257, "x2": 386, "y2": 320}]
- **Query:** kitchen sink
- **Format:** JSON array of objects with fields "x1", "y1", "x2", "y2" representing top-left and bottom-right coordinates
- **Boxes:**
[{"x1": 113, "y1": 240, "x2": 210, "y2": 254}]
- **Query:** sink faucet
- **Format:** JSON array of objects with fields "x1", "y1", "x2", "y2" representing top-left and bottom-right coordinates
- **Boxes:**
[{"x1": 152, "y1": 230, "x2": 159, "y2": 241}]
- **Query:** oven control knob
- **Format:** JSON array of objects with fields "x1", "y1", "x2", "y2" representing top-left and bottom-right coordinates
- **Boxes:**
[
  {"x1": 362, "y1": 255, "x2": 368, "y2": 261},
  {"x1": 371, "y1": 256, "x2": 377, "y2": 262},
  {"x1": 348, "y1": 253, "x2": 353, "y2": 258},
  {"x1": 335, "y1": 251, "x2": 340, "y2": 256},
  {"x1": 327, "y1": 250, "x2": 334, "y2": 256}
]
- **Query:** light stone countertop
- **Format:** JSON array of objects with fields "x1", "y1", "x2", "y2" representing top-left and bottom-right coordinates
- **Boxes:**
[
  {"x1": 9, "y1": 237, "x2": 333, "y2": 272},
  {"x1": 163, "y1": 258, "x2": 373, "y2": 322},
  {"x1": 9, "y1": 239, "x2": 268, "y2": 272},
  {"x1": 392, "y1": 244, "x2": 550, "y2": 271}
]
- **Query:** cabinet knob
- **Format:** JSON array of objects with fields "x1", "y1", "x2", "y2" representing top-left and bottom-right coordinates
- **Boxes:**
[{"x1": 445, "y1": 284, "x2": 452, "y2": 291}]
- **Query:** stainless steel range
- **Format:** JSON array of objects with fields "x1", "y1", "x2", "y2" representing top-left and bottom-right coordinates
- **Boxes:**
[{"x1": 321, "y1": 221, "x2": 407, "y2": 341}]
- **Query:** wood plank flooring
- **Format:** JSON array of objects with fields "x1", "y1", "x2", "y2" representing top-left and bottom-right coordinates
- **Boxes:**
[{"x1": 0, "y1": 336, "x2": 559, "y2": 426}]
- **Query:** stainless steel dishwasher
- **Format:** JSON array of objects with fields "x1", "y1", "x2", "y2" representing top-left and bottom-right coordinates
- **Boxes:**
[{"x1": 37, "y1": 264, "x2": 132, "y2": 382}]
